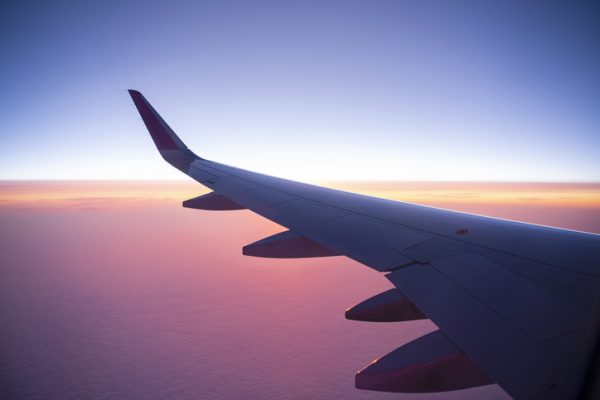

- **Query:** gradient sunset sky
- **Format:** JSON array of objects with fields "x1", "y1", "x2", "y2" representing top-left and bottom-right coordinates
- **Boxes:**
[
  {"x1": 1, "y1": 0, "x2": 599, "y2": 182},
  {"x1": 2, "y1": 4, "x2": 600, "y2": 399}
]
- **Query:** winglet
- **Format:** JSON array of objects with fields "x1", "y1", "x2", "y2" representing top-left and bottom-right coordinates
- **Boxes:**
[{"x1": 128, "y1": 89, "x2": 201, "y2": 172}]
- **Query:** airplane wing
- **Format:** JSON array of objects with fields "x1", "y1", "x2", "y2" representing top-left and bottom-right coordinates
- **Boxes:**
[{"x1": 128, "y1": 90, "x2": 600, "y2": 400}]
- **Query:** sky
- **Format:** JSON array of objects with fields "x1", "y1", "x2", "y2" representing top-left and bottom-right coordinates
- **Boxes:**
[{"x1": 1, "y1": 0, "x2": 599, "y2": 182}]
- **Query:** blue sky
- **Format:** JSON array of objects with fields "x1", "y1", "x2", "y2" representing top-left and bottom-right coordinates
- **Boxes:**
[{"x1": 1, "y1": 0, "x2": 599, "y2": 181}]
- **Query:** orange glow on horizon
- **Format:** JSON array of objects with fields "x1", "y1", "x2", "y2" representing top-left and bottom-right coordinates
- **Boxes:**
[
  {"x1": 0, "y1": 181, "x2": 207, "y2": 209},
  {"x1": 1, "y1": 180, "x2": 599, "y2": 234},
  {"x1": 2, "y1": 180, "x2": 598, "y2": 207},
  {"x1": 325, "y1": 181, "x2": 600, "y2": 208}
]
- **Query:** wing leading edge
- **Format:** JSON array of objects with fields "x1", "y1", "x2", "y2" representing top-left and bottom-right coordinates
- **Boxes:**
[{"x1": 128, "y1": 90, "x2": 600, "y2": 400}]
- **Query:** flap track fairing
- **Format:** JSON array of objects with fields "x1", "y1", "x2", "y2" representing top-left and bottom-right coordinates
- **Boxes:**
[
  {"x1": 356, "y1": 330, "x2": 493, "y2": 393},
  {"x1": 183, "y1": 192, "x2": 245, "y2": 210},
  {"x1": 243, "y1": 230, "x2": 339, "y2": 258},
  {"x1": 345, "y1": 288, "x2": 426, "y2": 322}
]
